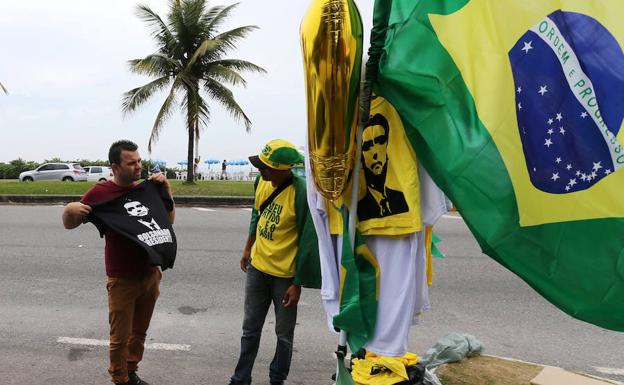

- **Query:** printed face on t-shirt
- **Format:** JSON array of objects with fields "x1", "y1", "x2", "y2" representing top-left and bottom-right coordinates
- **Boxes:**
[{"x1": 124, "y1": 201, "x2": 149, "y2": 217}]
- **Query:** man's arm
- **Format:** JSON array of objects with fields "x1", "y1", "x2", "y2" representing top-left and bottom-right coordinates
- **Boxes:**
[
  {"x1": 149, "y1": 173, "x2": 175, "y2": 224},
  {"x1": 240, "y1": 234, "x2": 256, "y2": 272},
  {"x1": 62, "y1": 202, "x2": 92, "y2": 229}
]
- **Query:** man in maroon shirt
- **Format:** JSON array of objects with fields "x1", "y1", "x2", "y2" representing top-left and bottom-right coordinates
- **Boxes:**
[{"x1": 62, "y1": 140, "x2": 175, "y2": 385}]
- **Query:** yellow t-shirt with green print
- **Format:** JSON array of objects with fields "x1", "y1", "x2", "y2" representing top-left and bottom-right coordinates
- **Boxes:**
[{"x1": 251, "y1": 178, "x2": 298, "y2": 278}]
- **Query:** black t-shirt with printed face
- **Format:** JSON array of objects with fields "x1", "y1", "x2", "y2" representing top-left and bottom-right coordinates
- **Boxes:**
[{"x1": 87, "y1": 180, "x2": 177, "y2": 270}]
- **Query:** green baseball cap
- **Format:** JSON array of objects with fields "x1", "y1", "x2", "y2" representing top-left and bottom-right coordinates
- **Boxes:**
[{"x1": 249, "y1": 139, "x2": 304, "y2": 170}]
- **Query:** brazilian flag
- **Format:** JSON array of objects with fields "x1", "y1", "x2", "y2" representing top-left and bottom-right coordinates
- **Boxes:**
[{"x1": 372, "y1": 0, "x2": 624, "y2": 330}]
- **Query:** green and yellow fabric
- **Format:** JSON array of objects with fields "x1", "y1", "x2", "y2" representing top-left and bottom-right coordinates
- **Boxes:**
[{"x1": 372, "y1": 0, "x2": 624, "y2": 330}]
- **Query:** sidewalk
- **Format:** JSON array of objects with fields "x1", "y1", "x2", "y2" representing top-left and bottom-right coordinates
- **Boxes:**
[{"x1": 435, "y1": 355, "x2": 623, "y2": 385}]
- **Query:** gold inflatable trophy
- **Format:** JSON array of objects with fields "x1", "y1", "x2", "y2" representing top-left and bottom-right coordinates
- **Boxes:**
[{"x1": 301, "y1": 0, "x2": 363, "y2": 201}]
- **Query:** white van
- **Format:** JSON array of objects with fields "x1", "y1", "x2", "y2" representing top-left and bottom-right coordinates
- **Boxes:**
[{"x1": 83, "y1": 166, "x2": 113, "y2": 182}]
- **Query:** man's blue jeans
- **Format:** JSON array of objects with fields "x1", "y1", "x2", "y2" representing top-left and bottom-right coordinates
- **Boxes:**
[{"x1": 231, "y1": 265, "x2": 297, "y2": 385}]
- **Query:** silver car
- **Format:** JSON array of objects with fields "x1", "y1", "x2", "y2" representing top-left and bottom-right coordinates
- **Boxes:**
[{"x1": 19, "y1": 163, "x2": 87, "y2": 182}]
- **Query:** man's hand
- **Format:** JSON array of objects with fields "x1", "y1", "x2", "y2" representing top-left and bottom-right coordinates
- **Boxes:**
[
  {"x1": 66, "y1": 202, "x2": 92, "y2": 217},
  {"x1": 149, "y1": 172, "x2": 175, "y2": 223},
  {"x1": 148, "y1": 173, "x2": 172, "y2": 198},
  {"x1": 62, "y1": 202, "x2": 92, "y2": 229},
  {"x1": 240, "y1": 249, "x2": 251, "y2": 272},
  {"x1": 282, "y1": 284, "x2": 301, "y2": 308}
]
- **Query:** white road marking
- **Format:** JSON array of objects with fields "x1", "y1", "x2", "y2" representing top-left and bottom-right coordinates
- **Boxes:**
[
  {"x1": 594, "y1": 367, "x2": 624, "y2": 377},
  {"x1": 56, "y1": 337, "x2": 191, "y2": 352},
  {"x1": 192, "y1": 207, "x2": 216, "y2": 212},
  {"x1": 442, "y1": 214, "x2": 463, "y2": 220},
  {"x1": 241, "y1": 208, "x2": 253, "y2": 211}
]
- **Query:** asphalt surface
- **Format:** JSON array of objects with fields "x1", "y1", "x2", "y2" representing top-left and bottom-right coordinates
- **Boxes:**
[{"x1": 0, "y1": 205, "x2": 622, "y2": 384}]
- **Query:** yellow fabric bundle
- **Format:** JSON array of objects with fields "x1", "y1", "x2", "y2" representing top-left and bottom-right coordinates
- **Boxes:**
[{"x1": 351, "y1": 351, "x2": 419, "y2": 385}]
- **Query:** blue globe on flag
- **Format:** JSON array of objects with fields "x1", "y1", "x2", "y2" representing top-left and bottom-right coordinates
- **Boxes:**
[{"x1": 509, "y1": 10, "x2": 624, "y2": 194}]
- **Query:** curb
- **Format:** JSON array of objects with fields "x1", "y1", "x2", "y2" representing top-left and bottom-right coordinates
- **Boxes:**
[
  {"x1": 0, "y1": 195, "x2": 254, "y2": 207},
  {"x1": 480, "y1": 355, "x2": 623, "y2": 385}
]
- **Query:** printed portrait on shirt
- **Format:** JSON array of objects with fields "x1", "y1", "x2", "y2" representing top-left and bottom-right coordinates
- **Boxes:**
[{"x1": 357, "y1": 112, "x2": 409, "y2": 221}]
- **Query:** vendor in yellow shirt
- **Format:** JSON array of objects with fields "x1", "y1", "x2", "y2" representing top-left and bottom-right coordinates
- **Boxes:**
[{"x1": 229, "y1": 139, "x2": 320, "y2": 385}]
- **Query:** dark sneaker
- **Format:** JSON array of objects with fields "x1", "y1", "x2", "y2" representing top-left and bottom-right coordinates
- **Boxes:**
[{"x1": 128, "y1": 371, "x2": 151, "y2": 385}]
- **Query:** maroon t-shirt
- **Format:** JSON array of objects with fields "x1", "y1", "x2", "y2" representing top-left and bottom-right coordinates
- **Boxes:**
[{"x1": 81, "y1": 180, "x2": 157, "y2": 278}]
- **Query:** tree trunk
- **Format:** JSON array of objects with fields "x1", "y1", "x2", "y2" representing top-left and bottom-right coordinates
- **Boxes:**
[
  {"x1": 186, "y1": 100, "x2": 195, "y2": 183},
  {"x1": 186, "y1": 122, "x2": 195, "y2": 183}
]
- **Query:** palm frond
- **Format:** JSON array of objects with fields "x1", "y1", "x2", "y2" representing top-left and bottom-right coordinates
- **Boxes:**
[
  {"x1": 168, "y1": 0, "x2": 187, "y2": 49},
  {"x1": 211, "y1": 25, "x2": 259, "y2": 53},
  {"x1": 203, "y1": 66, "x2": 247, "y2": 87},
  {"x1": 187, "y1": 38, "x2": 221, "y2": 68},
  {"x1": 202, "y1": 3, "x2": 239, "y2": 36},
  {"x1": 122, "y1": 76, "x2": 171, "y2": 115},
  {"x1": 128, "y1": 54, "x2": 181, "y2": 77},
  {"x1": 169, "y1": 0, "x2": 205, "y2": 56},
  {"x1": 203, "y1": 78, "x2": 251, "y2": 132},
  {"x1": 136, "y1": 4, "x2": 177, "y2": 50},
  {"x1": 148, "y1": 80, "x2": 181, "y2": 152},
  {"x1": 209, "y1": 59, "x2": 266, "y2": 75},
  {"x1": 181, "y1": 91, "x2": 210, "y2": 141},
  {"x1": 182, "y1": 0, "x2": 206, "y2": 33}
]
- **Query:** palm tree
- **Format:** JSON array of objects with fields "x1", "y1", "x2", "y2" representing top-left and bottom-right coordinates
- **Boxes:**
[{"x1": 123, "y1": 0, "x2": 265, "y2": 182}]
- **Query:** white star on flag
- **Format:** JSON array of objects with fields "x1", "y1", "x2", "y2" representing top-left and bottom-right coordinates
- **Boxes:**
[
  {"x1": 547, "y1": 118, "x2": 554, "y2": 125},
  {"x1": 575, "y1": 170, "x2": 581, "y2": 176},
  {"x1": 517, "y1": 87, "x2": 522, "y2": 93},
  {"x1": 593, "y1": 161, "x2": 602, "y2": 171},
  {"x1": 555, "y1": 157, "x2": 562, "y2": 163},
  {"x1": 518, "y1": 102, "x2": 522, "y2": 110},
  {"x1": 556, "y1": 113, "x2": 563, "y2": 121},
  {"x1": 522, "y1": 41, "x2": 533, "y2": 53},
  {"x1": 580, "y1": 112, "x2": 588, "y2": 118},
  {"x1": 538, "y1": 85, "x2": 548, "y2": 96},
  {"x1": 544, "y1": 138, "x2": 553, "y2": 147},
  {"x1": 551, "y1": 173, "x2": 560, "y2": 181},
  {"x1": 547, "y1": 128, "x2": 554, "y2": 135},
  {"x1": 569, "y1": 179, "x2": 577, "y2": 186},
  {"x1": 566, "y1": 164, "x2": 572, "y2": 170},
  {"x1": 559, "y1": 127, "x2": 566, "y2": 135},
  {"x1": 565, "y1": 186, "x2": 570, "y2": 191},
  {"x1": 605, "y1": 169, "x2": 612, "y2": 175},
  {"x1": 581, "y1": 174, "x2": 587, "y2": 181},
  {"x1": 591, "y1": 171, "x2": 597, "y2": 178}
]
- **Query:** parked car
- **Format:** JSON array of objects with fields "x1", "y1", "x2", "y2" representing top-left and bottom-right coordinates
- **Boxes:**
[
  {"x1": 19, "y1": 163, "x2": 87, "y2": 182},
  {"x1": 83, "y1": 166, "x2": 113, "y2": 182}
]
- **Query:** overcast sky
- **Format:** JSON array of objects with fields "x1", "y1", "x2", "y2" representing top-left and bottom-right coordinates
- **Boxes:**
[{"x1": 0, "y1": 0, "x2": 374, "y2": 167}]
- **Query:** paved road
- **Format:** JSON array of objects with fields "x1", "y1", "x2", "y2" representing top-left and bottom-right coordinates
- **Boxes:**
[{"x1": 0, "y1": 206, "x2": 622, "y2": 384}]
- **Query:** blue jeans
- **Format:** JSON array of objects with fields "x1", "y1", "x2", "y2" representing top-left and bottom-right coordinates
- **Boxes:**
[{"x1": 230, "y1": 265, "x2": 297, "y2": 385}]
